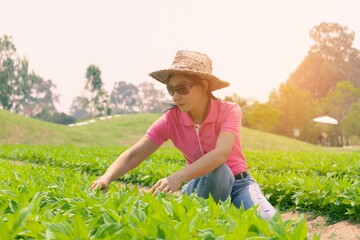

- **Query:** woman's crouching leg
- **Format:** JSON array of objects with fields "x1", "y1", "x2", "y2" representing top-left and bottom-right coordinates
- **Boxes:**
[
  {"x1": 231, "y1": 176, "x2": 276, "y2": 220},
  {"x1": 181, "y1": 164, "x2": 235, "y2": 202}
]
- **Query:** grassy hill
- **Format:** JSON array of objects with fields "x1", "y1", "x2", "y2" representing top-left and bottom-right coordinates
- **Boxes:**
[
  {"x1": 0, "y1": 110, "x2": 159, "y2": 147},
  {"x1": 0, "y1": 109, "x2": 323, "y2": 151}
]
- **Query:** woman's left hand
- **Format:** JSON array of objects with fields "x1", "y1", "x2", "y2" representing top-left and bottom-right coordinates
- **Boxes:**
[{"x1": 150, "y1": 175, "x2": 183, "y2": 195}]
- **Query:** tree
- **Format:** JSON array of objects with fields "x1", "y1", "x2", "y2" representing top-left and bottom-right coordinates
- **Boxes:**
[
  {"x1": 0, "y1": 35, "x2": 59, "y2": 118},
  {"x1": 245, "y1": 102, "x2": 281, "y2": 133},
  {"x1": 322, "y1": 81, "x2": 360, "y2": 146},
  {"x1": 268, "y1": 82, "x2": 319, "y2": 142},
  {"x1": 82, "y1": 65, "x2": 107, "y2": 117},
  {"x1": 69, "y1": 96, "x2": 90, "y2": 120},
  {"x1": 321, "y1": 81, "x2": 360, "y2": 122},
  {"x1": 310, "y1": 22, "x2": 360, "y2": 88},
  {"x1": 224, "y1": 93, "x2": 249, "y2": 108},
  {"x1": 310, "y1": 22, "x2": 355, "y2": 61},
  {"x1": 12, "y1": 58, "x2": 31, "y2": 113},
  {"x1": 34, "y1": 109, "x2": 75, "y2": 125},
  {"x1": 19, "y1": 73, "x2": 59, "y2": 117},
  {"x1": 342, "y1": 101, "x2": 360, "y2": 142},
  {"x1": 288, "y1": 22, "x2": 360, "y2": 98},
  {"x1": 110, "y1": 81, "x2": 140, "y2": 114},
  {"x1": 138, "y1": 81, "x2": 167, "y2": 113},
  {"x1": 0, "y1": 35, "x2": 18, "y2": 110},
  {"x1": 288, "y1": 52, "x2": 343, "y2": 99}
]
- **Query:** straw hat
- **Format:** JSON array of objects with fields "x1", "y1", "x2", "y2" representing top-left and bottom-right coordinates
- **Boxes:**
[{"x1": 149, "y1": 50, "x2": 230, "y2": 91}]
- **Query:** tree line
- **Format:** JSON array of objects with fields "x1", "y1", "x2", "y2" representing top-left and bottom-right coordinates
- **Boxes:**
[
  {"x1": 225, "y1": 22, "x2": 360, "y2": 146},
  {"x1": 0, "y1": 35, "x2": 61, "y2": 120},
  {"x1": 69, "y1": 65, "x2": 168, "y2": 120},
  {"x1": 1, "y1": 22, "x2": 359, "y2": 145},
  {"x1": 0, "y1": 35, "x2": 168, "y2": 124}
]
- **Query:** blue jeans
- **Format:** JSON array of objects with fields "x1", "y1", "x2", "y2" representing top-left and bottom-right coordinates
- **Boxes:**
[{"x1": 181, "y1": 164, "x2": 276, "y2": 220}]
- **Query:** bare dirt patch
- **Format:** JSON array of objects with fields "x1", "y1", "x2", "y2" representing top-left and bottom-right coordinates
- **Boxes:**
[
  {"x1": 282, "y1": 211, "x2": 360, "y2": 239},
  {"x1": 5, "y1": 159, "x2": 27, "y2": 165}
]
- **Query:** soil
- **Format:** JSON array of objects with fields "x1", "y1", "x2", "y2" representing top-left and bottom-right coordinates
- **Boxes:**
[{"x1": 282, "y1": 211, "x2": 360, "y2": 240}]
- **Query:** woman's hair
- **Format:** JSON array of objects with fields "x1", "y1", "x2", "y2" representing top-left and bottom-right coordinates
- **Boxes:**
[{"x1": 182, "y1": 74, "x2": 217, "y2": 99}]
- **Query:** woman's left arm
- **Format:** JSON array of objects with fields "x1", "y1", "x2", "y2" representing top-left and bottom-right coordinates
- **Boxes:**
[{"x1": 151, "y1": 131, "x2": 236, "y2": 194}]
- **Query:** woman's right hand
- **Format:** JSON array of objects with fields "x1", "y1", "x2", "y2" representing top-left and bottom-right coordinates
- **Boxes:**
[{"x1": 89, "y1": 178, "x2": 109, "y2": 193}]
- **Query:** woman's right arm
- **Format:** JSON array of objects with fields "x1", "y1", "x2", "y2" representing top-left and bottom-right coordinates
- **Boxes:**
[{"x1": 89, "y1": 136, "x2": 160, "y2": 192}]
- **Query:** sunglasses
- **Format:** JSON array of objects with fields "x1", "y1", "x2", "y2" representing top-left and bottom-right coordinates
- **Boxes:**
[{"x1": 166, "y1": 83, "x2": 195, "y2": 96}]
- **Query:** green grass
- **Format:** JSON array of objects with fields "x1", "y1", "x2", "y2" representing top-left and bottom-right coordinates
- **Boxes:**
[
  {"x1": 0, "y1": 110, "x2": 159, "y2": 147},
  {"x1": 0, "y1": 109, "x2": 336, "y2": 151}
]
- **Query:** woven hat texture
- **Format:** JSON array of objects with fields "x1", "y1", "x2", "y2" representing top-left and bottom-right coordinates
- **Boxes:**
[{"x1": 149, "y1": 50, "x2": 229, "y2": 91}]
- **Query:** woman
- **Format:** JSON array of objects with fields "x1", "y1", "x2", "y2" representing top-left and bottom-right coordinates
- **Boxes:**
[{"x1": 90, "y1": 50, "x2": 276, "y2": 220}]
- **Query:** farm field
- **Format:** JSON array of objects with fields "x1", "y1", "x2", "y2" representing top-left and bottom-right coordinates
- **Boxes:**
[
  {"x1": 1, "y1": 110, "x2": 360, "y2": 239},
  {"x1": 0, "y1": 145, "x2": 359, "y2": 239},
  {"x1": 0, "y1": 157, "x2": 308, "y2": 239}
]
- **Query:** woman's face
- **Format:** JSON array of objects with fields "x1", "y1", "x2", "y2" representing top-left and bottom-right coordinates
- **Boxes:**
[{"x1": 168, "y1": 75, "x2": 206, "y2": 112}]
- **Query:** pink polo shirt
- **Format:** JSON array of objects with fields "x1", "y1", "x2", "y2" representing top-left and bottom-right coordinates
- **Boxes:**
[{"x1": 145, "y1": 98, "x2": 247, "y2": 175}]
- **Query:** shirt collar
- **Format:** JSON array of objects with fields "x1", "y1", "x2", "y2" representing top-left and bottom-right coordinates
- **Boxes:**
[{"x1": 180, "y1": 98, "x2": 219, "y2": 126}]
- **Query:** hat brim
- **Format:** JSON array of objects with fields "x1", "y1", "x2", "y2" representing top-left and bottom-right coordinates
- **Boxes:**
[{"x1": 149, "y1": 69, "x2": 230, "y2": 91}]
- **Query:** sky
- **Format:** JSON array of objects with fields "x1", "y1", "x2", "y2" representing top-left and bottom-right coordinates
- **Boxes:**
[{"x1": 1, "y1": 0, "x2": 359, "y2": 113}]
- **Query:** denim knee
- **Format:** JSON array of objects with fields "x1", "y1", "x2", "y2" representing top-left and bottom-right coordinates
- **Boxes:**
[{"x1": 196, "y1": 164, "x2": 235, "y2": 202}]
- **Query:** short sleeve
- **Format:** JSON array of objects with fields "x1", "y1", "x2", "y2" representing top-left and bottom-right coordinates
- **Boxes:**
[
  {"x1": 145, "y1": 113, "x2": 169, "y2": 145},
  {"x1": 220, "y1": 104, "x2": 241, "y2": 136}
]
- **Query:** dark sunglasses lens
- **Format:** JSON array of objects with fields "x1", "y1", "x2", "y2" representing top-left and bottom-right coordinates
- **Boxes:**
[
  {"x1": 166, "y1": 86, "x2": 175, "y2": 96},
  {"x1": 176, "y1": 86, "x2": 189, "y2": 95},
  {"x1": 166, "y1": 84, "x2": 191, "y2": 96}
]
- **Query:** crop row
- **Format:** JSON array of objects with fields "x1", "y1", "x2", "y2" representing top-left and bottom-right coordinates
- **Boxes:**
[
  {"x1": 245, "y1": 151, "x2": 360, "y2": 177},
  {"x1": 1, "y1": 145, "x2": 359, "y2": 181},
  {"x1": 0, "y1": 161, "x2": 311, "y2": 239}
]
